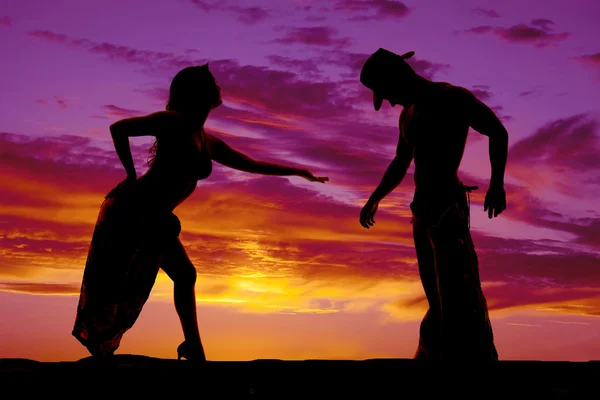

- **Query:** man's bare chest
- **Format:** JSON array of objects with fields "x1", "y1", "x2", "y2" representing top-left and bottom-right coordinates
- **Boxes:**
[{"x1": 400, "y1": 104, "x2": 463, "y2": 146}]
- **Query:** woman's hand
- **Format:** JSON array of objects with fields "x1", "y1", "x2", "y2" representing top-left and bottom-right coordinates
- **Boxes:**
[{"x1": 297, "y1": 169, "x2": 329, "y2": 183}]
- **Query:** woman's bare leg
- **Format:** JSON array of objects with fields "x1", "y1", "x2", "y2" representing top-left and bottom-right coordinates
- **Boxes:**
[{"x1": 159, "y1": 238, "x2": 204, "y2": 357}]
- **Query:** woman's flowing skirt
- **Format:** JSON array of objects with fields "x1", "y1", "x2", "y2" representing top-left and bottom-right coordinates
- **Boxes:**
[{"x1": 72, "y1": 190, "x2": 181, "y2": 356}]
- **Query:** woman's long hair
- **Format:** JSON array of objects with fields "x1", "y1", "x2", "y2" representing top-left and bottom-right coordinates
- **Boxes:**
[{"x1": 147, "y1": 64, "x2": 219, "y2": 167}]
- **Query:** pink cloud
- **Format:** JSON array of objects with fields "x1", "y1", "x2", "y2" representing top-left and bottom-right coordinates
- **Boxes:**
[
  {"x1": 22, "y1": 28, "x2": 445, "y2": 161},
  {"x1": 187, "y1": 0, "x2": 214, "y2": 12},
  {"x1": 2, "y1": 126, "x2": 600, "y2": 315},
  {"x1": 273, "y1": 26, "x2": 352, "y2": 47},
  {"x1": 267, "y1": 55, "x2": 323, "y2": 77},
  {"x1": 490, "y1": 104, "x2": 512, "y2": 122},
  {"x1": 24, "y1": 31, "x2": 381, "y2": 183},
  {"x1": 54, "y1": 96, "x2": 69, "y2": 110},
  {"x1": 572, "y1": 53, "x2": 600, "y2": 78},
  {"x1": 396, "y1": 283, "x2": 600, "y2": 317},
  {"x1": 34, "y1": 96, "x2": 71, "y2": 109},
  {"x1": 0, "y1": 282, "x2": 80, "y2": 295},
  {"x1": 0, "y1": 129, "x2": 417, "y2": 283},
  {"x1": 132, "y1": 83, "x2": 392, "y2": 188},
  {"x1": 405, "y1": 57, "x2": 451, "y2": 80},
  {"x1": 509, "y1": 114, "x2": 599, "y2": 172},
  {"x1": 27, "y1": 30, "x2": 198, "y2": 74},
  {"x1": 573, "y1": 53, "x2": 600, "y2": 67},
  {"x1": 315, "y1": 48, "x2": 450, "y2": 80},
  {"x1": 333, "y1": 0, "x2": 412, "y2": 21},
  {"x1": 458, "y1": 19, "x2": 570, "y2": 48},
  {"x1": 394, "y1": 216, "x2": 600, "y2": 316},
  {"x1": 472, "y1": 8, "x2": 501, "y2": 18},
  {"x1": 0, "y1": 16, "x2": 11, "y2": 26},
  {"x1": 458, "y1": 124, "x2": 600, "y2": 252},
  {"x1": 186, "y1": 1, "x2": 272, "y2": 24},
  {"x1": 519, "y1": 86, "x2": 545, "y2": 97},
  {"x1": 471, "y1": 85, "x2": 493, "y2": 101},
  {"x1": 103, "y1": 104, "x2": 145, "y2": 118},
  {"x1": 26, "y1": 30, "x2": 357, "y2": 121},
  {"x1": 478, "y1": 250, "x2": 600, "y2": 289},
  {"x1": 231, "y1": 6, "x2": 271, "y2": 24}
]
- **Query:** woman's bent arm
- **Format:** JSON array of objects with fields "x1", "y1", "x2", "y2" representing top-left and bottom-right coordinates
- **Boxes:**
[
  {"x1": 110, "y1": 127, "x2": 137, "y2": 178},
  {"x1": 109, "y1": 111, "x2": 177, "y2": 177}
]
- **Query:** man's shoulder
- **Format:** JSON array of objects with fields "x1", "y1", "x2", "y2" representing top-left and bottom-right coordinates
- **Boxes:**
[
  {"x1": 429, "y1": 84, "x2": 475, "y2": 111},
  {"x1": 439, "y1": 83, "x2": 472, "y2": 99}
]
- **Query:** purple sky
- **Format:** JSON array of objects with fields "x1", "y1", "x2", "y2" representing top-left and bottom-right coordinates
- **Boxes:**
[{"x1": 1, "y1": 0, "x2": 599, "y2": 361}]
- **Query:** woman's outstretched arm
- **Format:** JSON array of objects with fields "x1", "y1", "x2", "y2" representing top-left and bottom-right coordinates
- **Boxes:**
[{"x1": 207, "y1": 134, "x2": 328, "y2": 183}]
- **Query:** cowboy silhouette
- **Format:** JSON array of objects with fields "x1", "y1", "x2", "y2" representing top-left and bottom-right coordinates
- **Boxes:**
[{"x1": 359, "y1": 48, "x2": 508, "y2": 361}]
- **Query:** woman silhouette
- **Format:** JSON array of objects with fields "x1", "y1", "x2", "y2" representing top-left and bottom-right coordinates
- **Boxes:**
[{"x1": 72, "y1": 64, "x2": 328, "y2": 361}]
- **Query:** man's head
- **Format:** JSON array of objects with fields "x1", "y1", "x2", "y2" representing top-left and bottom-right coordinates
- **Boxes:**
[{"x1": 360, "y1": 48, "x2": 417, "y2": 110}]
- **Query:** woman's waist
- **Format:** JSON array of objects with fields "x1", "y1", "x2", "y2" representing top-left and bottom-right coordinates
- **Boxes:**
[
  {"x1": 138, "y1": 170, "x2": 198, "y2": 190},
  {"x1": 101, "y1": 196, "x2": 182, "y2": 238},
  {"x1": 150, "y1": 155, "x2": 212, "y2": 180},
  {"x1": 112, "y1": 175, "x2": 196, "y2": 210},
  {"x1": 140, "y1": 185, "x2": 195, "y2": 211}
]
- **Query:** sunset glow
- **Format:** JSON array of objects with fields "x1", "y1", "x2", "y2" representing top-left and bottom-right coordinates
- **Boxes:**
[{"x1": 1, "y1": 0, "x2": 599, "y2": 362}]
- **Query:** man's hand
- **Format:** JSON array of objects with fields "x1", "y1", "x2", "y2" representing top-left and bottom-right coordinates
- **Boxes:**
[
  {"x1": 360, "y1": 199, "x2": 379, "y2": 229},
  {"x1": 484, "y1": 183, "x2": 506, "y2": 219}
]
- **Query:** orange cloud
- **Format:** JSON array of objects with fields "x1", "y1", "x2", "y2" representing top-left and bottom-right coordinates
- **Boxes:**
[
  {"x1": 2, "y1": 110, "x2": 600, "y2": 325},
  {"x1": 0, "y1": 282, "x2": 80, "y2": 295}
]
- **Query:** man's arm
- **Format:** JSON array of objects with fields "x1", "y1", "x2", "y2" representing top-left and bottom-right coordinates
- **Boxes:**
[
  {"x1": 368, "y1": 134, "x2": 414, "y2": 204},
  {"x1": 359, "y1": 136, "x2": 412, "y2": 229},
  {"x1": 368, "y1": 150, "x2": 413, "y2": 203},
  {"x1": 460, "y1": 87, "x2": 508, "y2": 218},
  {"x1": 461, "y1": 89, "x2": 508, "y2": 187},
  {"x1": 360, "y1": 109, "x2": 414, "y2": 229}
]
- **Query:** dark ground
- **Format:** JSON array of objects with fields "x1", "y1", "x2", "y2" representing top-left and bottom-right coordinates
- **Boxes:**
[{"x1": 0, "y1": 356, "x2": 598, "y2": 398}]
